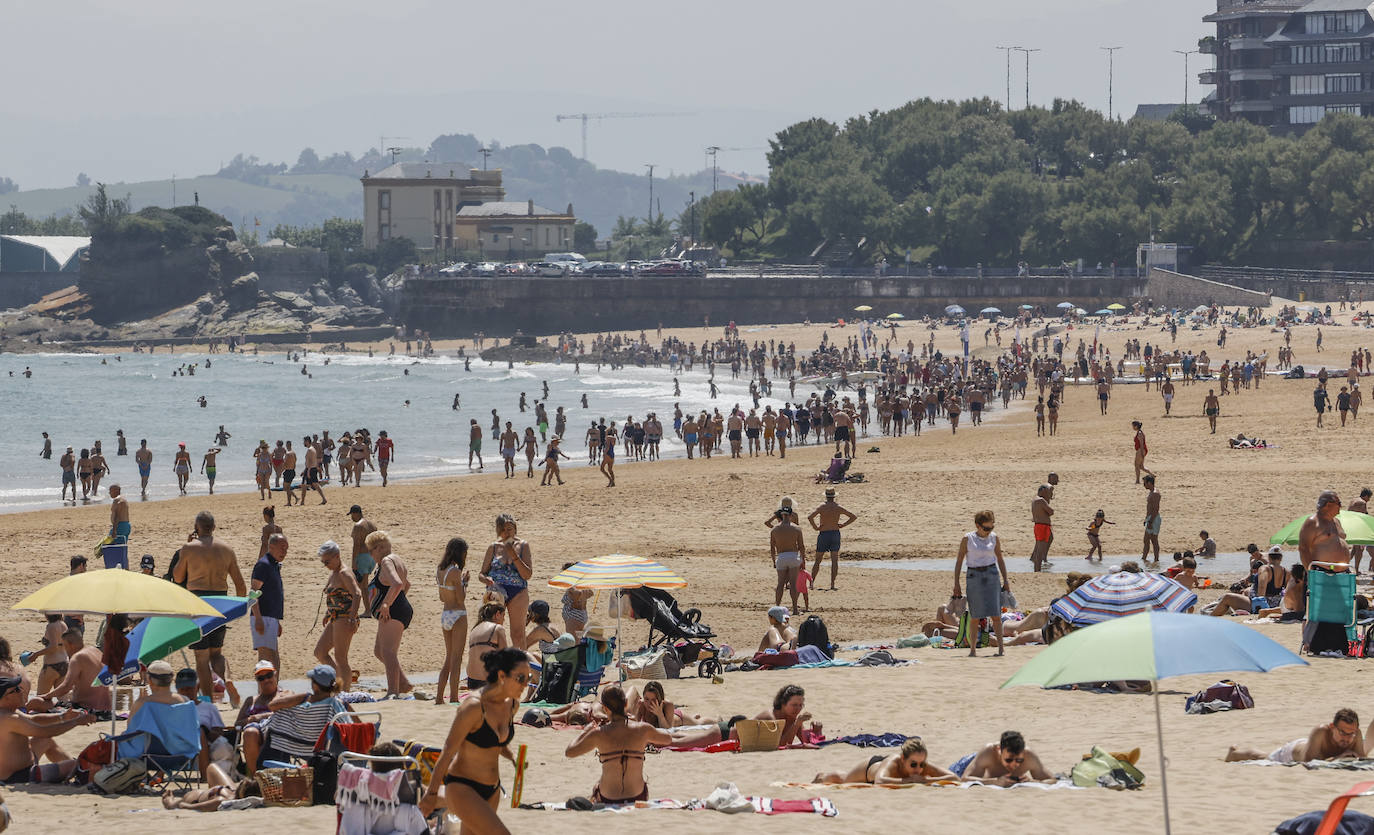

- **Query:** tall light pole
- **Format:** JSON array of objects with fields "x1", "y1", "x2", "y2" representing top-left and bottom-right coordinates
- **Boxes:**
[
  {"x1": 478, "y1": 147, "x2": 492, "y2": 170},
  {"x1": 645, "y1": 164, "x2": 656, "y2": 225},
  {"x1": 1013, "y1": 47, "x2": 1041, "y2": 109},
  {"x1": 689, "y1": 190, "x2": 696, "y2": 245},
  {"x1": 1101, "y1": 46, "x2": 1122, "y2": 120},
  {"x1": 1173, "y1": 49, "x2": 1199, "y2": 105},
  {"x1": 996, "y1": 46, "x2": 1019, "y2": 111},
  {"x1": 706, "y1": 146, "x2": 720, "y2": 194}
]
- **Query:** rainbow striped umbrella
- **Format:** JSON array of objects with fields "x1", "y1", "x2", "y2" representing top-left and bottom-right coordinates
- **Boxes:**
[
  {"x1": 548, "y1": 554, "x2": 686, "y2": 675},
  {"x1": 548, "y1": 554, "x2": 687, "y2": 590},
  {"x1": 1049, "y1": 572, "x2": 1196, "y2": 626}
]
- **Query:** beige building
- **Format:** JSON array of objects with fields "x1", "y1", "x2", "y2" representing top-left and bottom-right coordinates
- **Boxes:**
[
  {"x1": 453, "y1": 200, "x2": 576, "y2": 260},
  {"x1": 361, "y1": 163, "x2": 505, "y2": 250}
]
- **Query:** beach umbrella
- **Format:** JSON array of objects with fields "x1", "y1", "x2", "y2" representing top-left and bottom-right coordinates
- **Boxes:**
[
  {"x1": 1270, "y1": 510, "x2": 1374, "y2": 546},
  {"x1": 1092, "y1": 309, "x2": 1112, "y2": 316},
  {"x1": 980, "y1": 307, "x2": 1002, "y2": 315},
  {"x1": 853, "y1": 305, "x2": 873, "y2": 312},
  {"x1": 549, "y1": 555, "x2": 687, "y2": 672},
  {"x1": 13, "y1": 570, "x2": 222, "y2": 618},
  {"x1": 1019, "y1": 304, "x2": 1034, "y2": 310},
  {"x1": 886, "y1": 312, "x2": 905, "y2": 320},
  {"x1": 1048, "y1": 571, "x2": 1197, "y2": 626},
  {"x1": 1003, "y1": 612, "x2": 1306, "y2": 835},
  {"x1": 1056, "y1": 301, "x2": 1075, "y2": 310},
  {"x1": 98, "y1": 595, "x2": 255, "y2": 684},
  {"x1": 1107, "y1": 303, "x2": 1126, "y2": 311},
  {"x1": 944, "y1": 305, "x2": 965, "y2": 315}
]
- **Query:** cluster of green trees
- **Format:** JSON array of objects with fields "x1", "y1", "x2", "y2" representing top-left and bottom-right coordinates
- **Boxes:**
[
  {"x1": 697, "y1": 98, "x2": 1374, "y2": 266},
  {"x1": 0, "y1": 206, "x2": 86, "y2": 236},
  {"x1": 268, "y1": 217, "x2": 413, "y2": 277}
]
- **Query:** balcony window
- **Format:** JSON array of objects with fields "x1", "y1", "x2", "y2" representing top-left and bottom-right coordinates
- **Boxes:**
[
  {"x1": 1309, "y1": 12, "x2": 1366, "y2": 34},
  {"x1": 1329, "y1": 104, "x2": 1362, "y2": 114},
  {"x1": 1328, "y1": 73, "x2": 1363, "y2": 93},
  {"x1": 1292, "y1": 74, "x2": 1324, "y2": 95},
  {"x1": 1289, "y1": 105, "x2": 1325, "y2": 124}
]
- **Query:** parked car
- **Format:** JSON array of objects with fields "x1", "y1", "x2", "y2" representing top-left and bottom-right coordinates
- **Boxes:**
[
  {"x1": 438, "y1": 262, "x2": 469, "y2": 275},
  {"x1": 532, "y1": 261, "x2": 568, "y2": 277},
  {"x1": 638, "y1": 260, "x2": 692, "y2": 276},
  {"x1": 472, "y1": 262, "x2": 498, "y2": 276},
  {"x1": 583, "y1": 261, "x2": 625, "y2": 276}
]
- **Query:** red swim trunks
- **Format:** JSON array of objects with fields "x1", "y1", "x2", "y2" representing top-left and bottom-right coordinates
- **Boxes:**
[{"x1": 1034, "y1": 523, "x2": 1053, "y2": 542}]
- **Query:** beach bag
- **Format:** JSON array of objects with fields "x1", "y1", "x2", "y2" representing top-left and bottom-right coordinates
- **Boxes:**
[
  {"x1": 621, "y1": 648, "x2": 673, "y2": 680},
  {"x1": 751, "y1": 650, "x2": 800, "y2": 668},
  {"x1": 93, "y1": 757, "x2": 147, "y2": 794},
  {"x1": 1070, "y1": 746, "x2": 1144, "y2": 790},
  {"x1": 1000, "y1": 588, "x2": 1019, "y2": 611},
  {"x1": 1353, "y1": 622, "x2": 1374, "y2": 659},
  {"x1": 163, "y1": 549, "x2": 185, "y2": 587},
  {"x1": 306, "y1": 751, "x2": 338, "y2": 806},
  {"x1": 258, "y1": 766, "x2": 315, "y2": 807},
  {"x1": 1185, "y1": 680, "x2": 1254, "y2": 714},
  {"x1": 534, "y1": 660, "x2": 576, "y2": 703},
  {"x1": 797, "y1": 615, "x2": 834, "y2": 659},
  {"x1": 955, "y1": 613, "x2": 991, "y2": 649},
  {"x1": 75, "y1": 739, "x2": 113, "y2": 785},
  {"x1": 734, "y1": 719, "x2": 784, "y2": 752}
]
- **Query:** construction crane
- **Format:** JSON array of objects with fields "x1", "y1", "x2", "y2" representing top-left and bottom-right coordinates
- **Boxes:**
[{"x1": 554, "y1": 112, "x2": 691, "y2": 160}]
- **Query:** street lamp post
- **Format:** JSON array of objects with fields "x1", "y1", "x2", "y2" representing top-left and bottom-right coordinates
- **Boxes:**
[
  {"x1": 689, "y1": 190, "x2": 696, "y2": 247},
  {"x1": 1101, "y1": 46, "x2": 1122, "y2": 120},
  {"x1": 996, "y1": 46, "x2": 1019, "y2": 111},
  {"x1": 1013, "y1": 47, "x2": 1041, "y2": 109},
  {"x1": 1173, "y1": 49, "x2": 1199, "y2": 106},
  {"x1": 645, "y1": 164, "x2": 656, "y2": 225}
]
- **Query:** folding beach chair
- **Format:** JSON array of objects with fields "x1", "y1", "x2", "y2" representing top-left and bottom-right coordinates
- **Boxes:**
[
  {"x1": 105, "y1": 700, "x2": 202, "y2": 791},
  {"x1": 335, "y1": 752, "x2": 426, "y2": 835},
  {"x1": 258, "y1": 703, "x2": 370, "y2": 769},
  {"x1": 1306, "y1": 567, "x2": 1357, "y2": 654}
]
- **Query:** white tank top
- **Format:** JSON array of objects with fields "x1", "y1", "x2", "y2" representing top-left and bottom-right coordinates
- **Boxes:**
[{"x1": 964, "y1": 531, "x2": 998, "y2": 568}]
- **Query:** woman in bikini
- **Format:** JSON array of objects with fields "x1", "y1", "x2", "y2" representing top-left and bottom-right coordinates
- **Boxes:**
[
  {"x1": 479, "y1": 514, "x2": 532, "y2": 648},
  {"x1": 421, "y1": 647, "x2": 528, "y2": 832},
  {"x1": 625, "y1": 681, "x2": 716, "y2": 729},
  {"x1": 436, "y1": 537, "x2": 470, "y2": 705},
  {"x1": 1085, "y1": 509, "x2": 1113, "y2": 561},
  {"x1": 524, "y1": 600, "x2": 559, "y2": 660},
  {"x1": 814, "y1": 738, "x2": 959, "y2": 785},
  {"x1": 365, "y1": 530, "x2": 413, "y2": 697},
  {"x1": 565, "y1": 684, "x2": 673, "y2": 805},
  {"x1": 161, "y1": 763, "x2": 261, "y2": 810},
  {"x1": 540, "y1": 438, "x2": 568, "y2": 486},
  {"x1": 559, "y1": 563, "x2": 592, "y2": 636},
  {"x1": 253, "y1": 442, "x2": 272, "y2": 500},
  {"x1": 77, "y1": 449, "x2": 93, "y2": 499},
  {"x1": 314, "y1": 540, "x2": 361, "y2": 691},
  {"x1": 466, "y1": 603, "x2": 510, "y2": 691},
  {"x1": 522, "y1": 428, "x2": 538, "y2": 478},
  {"x1": 258, "y1": 506, "x2": 281, "y2": 560}
]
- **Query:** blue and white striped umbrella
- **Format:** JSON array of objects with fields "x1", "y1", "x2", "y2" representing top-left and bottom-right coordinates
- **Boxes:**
[{"x1": 1049, "y1": 572, "x2": 1197, "y2": 626}]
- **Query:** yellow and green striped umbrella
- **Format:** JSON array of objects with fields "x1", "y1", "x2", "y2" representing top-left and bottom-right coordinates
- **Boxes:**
[{"x1": 548, "y1": 554, "x2": 686, "y2": 590}]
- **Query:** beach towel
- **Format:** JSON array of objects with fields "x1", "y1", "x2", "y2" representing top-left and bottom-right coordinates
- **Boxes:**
[
  {"x1": 819, "y1": 733, "x2": 910, "y2": 749},
  {"x1": 1238, "y1": 758, "x2": 1374, "y2": 771},
  {"x1": 854, "y1": 651, "x2": 918, "y2": 667},
  {"x1": 775, "y1": 779, "x2": 1083, "y2": 792}
]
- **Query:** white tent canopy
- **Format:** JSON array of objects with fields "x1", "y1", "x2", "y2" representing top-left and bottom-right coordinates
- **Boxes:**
[{"x1": 0, "y1": 235, "x2": 90, "y2": 270}]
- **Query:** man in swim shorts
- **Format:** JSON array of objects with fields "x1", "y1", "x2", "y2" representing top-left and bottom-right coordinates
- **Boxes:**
[
  {"x1": 348, "y1": 505, "x2": 378, "y2": 589},
  {"x1": 808, "y1": 488, "x2": 857, "y2": 591},
  {"x1": 201, "y1": 447, "x2": 219, "y2": 495},
  {"x1": 468, "y1": 419, "x2": 484, "y2": 470},
  {"x1": 135, "y1": 439, "x2": 152, "y2": 499},
  {"x1": 1203, "y1": 389, "x2": 1220, "y2": 434},
  {"x1": 1031, "y1": 483, "x2": 1054, "y2": 572},
  {"x1": 500, "y1": 422, "x2": 518, "y2": 478},
  {"x1": 59, "y1": 446, "x2": 76, "y2": 502},
  {"x1": 0, "y1": 675, "x2": 94, "y2": 786},
  {"x1": 108, "y1": 484, "x2": 131, "y2": 545},
  {"x1": 1225, "y1": 708, "x2": 1364, "y2": 763}
]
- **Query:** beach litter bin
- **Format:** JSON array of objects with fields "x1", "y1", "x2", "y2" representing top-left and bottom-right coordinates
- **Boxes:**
[{"x1": 102, "y1": 543, "x2": 129, "y2": 570}]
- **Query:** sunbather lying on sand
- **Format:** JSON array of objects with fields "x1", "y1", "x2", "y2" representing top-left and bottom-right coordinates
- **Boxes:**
[
  {"x1": 920, "y1": 600, "x2": 1045, "y2": 644},
  {"x1": 813, "y1": 738, "x2": 959, "y2": 784},
  {"x1": 950, "y1": 731, "x2": 1055, "y2": 786},
  {"x1": 1225, "y1": 707, "x2": 1366, "y2": 764},
  {"x1": 162, "y1": 763, "x2": 260, "y2": 811},
  {"x1": 624, "y1": 681, "x2": 717, "y2": 729},
  {"x1": 669, "y1": 684, "x2": 816, "y2": 748}
]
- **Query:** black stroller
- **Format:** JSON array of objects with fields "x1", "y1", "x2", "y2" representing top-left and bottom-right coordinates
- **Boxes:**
[{"x1": 625, "y1": 587, "x2": 723, "y2": 678}]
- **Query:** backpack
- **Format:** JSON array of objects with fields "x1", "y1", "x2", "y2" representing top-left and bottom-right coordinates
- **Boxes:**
[
  {"x1": 1185, "y1": 680, "x2": 1254, "y2": 714},
  {"x1": 306, "y1": 750, "x2": 338, "y2": 806},
  {"x1": 534, "y1": 660, "x2": 576, "y2": 704},
  {"x1": 93, "y1": 757, "x2": 148, "y2": 794},
  {"x1": 163, "y1": 549, "x2": 185, "y2": 586},
  {"x1": 797, "y1": 615, "x2": 834, "y2": 659},
  {"x1": 75, "y1": 739, "x2": 113, "y2": 785},
  {"x1": 1353, "y1": 622, "x2": 1374, "y2": 659}
]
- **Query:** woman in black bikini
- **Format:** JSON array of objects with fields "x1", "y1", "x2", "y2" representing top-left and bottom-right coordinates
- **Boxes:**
[
  {"x1": 565, "y1": 684, "x2": 673, "y2": 804},
  {"x1": 364, "y1": 530, "x2": 413, "y2": 698},
  {"x1": 422, "y1": 647, "x2": 528, "y2": 832},
  {"x1": 813, "y1": 738, "x2": 959, "y2": 784},
  {"x1": 466, "y1": 603, "x2": 509, "y2": 691}
]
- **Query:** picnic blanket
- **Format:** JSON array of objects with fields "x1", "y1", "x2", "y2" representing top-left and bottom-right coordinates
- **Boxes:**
[
  {"x1": 522, "y1": 781, "x2": 837, "y2": 816},
  {"x1": 775, "y1": 778, "x2": 1083, "y2": 792},
  {"x1": 819, "y1": 733, "x2": 910, "y2": 749}
]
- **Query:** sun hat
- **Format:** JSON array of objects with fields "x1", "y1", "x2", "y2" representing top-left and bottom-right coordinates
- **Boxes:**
[
  {"x1": 254, "y1": 660, "x2": 277, "y2": 675},
  {"x1": 148, "y1": 660, "x2": 174, "y2": 677},
  {"x1": 767, "y1": 605, "x2": 790, "y2": 623},
  {"x1": 552, "y1": 633, "x2": 578, "y2": 651}
]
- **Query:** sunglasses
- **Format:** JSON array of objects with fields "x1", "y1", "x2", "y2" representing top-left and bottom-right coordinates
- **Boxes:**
[
  {"x1": 1002, "y1": 755, "x2": 1025, "y2": 764},
  {"x1": 255, "y1": 672, "x2": 276, "y2": 681},
  {"x1": 980, "y1": 525, "x2": 995, "y2": 532},
  {"x1": 513, "y1": 673, "x2": 530, "y2": 685}
]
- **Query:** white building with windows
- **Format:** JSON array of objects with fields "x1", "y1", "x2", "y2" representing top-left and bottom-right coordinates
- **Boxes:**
[{"x1": 360, "y1": 164, "x2": 505, "y2": 251}]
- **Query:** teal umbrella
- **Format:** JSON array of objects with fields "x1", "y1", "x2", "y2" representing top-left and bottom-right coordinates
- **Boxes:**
[
  {"x1": 98, "y1": 594, "x2": 256, "y2": 683},
  {"x1": 1003, "y1": 612, "x2": 1305, "y2": 834}
]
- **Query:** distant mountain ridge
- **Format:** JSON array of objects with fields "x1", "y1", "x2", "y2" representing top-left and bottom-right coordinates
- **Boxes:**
[{"x1": 2, "y1": 133, "x2": 764, "y2": 241}]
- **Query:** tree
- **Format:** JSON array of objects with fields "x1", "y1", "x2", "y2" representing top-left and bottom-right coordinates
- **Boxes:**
[
  {"x1": 573, "y1": 221, "x2": 597, "y2": 252},
  {"x1": 292, "y1": 148, "x2": 320, "y2": 173},
  {"x1": 0, "y1": 177, "x2": 16, "y2": 195},
  {"x1": 374, "y1": 236, "x2": 418, "y2": 276},
  {"x1": 75, "y1": 173, "x2": 91, "y2": 188},
  {"x1": 77, "y1": 183, "x2": 130, "y2": 236}
]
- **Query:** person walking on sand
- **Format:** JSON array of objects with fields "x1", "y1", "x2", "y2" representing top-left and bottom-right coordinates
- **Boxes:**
[
  {"x1": 108, "y1": 485, "x2": 130, "y2": 544},
  {"x1": 1131, "y1": 421, "x2": 1151, "y2": 483},
  {"x1": 253, "y1": 441, "x2": 272, "y2": 500},
  {"x1": 313, "y1": 541, "x2": 361, "y2": 692},
  {"x1": 500, "y1": 422, "x2": 518, "y2": 479},
  {"x1": 1141, "y1": 475, "x2": 1162, "y2": 564},
  {"x1": 1030, "y1": 483, "x2": 1054, "y2": 572},
  {"x1": 600, "y1": 424, "x2": 617, "y2": 487},
  {"x1": 348, "y1": 504, "x2": 378, "y2": 589},
  {"x1": 251, "y1": 533, "x2": 287, "y2": 670},
  {"x1": 1315, "y1": 384, "x2": 1331, "y2": 428},
  {"x1": 1085, "y1": 510, "x2": 1113, "y2": 561},
  {"x1": 540, "y1": 438, "x2": 568, "y2": 486},
  {"x1": 201, "y1": 447, "x2": 219, "y2": 495},
  {"x1": 365, "y1": 530, "x2": 413, "y2": 698},
  {"x1": 173, "y1": 443, "x2": 192, "y2": 495},
  {"x1": 769, "y1": 504, "x2": 807, "y2": 615},
  {"x1": 436, "y1": 538, "x2": 470, "y2": 705},
  {"x1": 173, "y1": 511, "x2": 247, "y2": 704},
  {"x1": 479, "y1": 514, "x2": 533, "y2": 649},
  {"x1": 1204, "y1": 389, "x2": 1220, "y2": 434},
  {"x1": 808, "y1": 488, "x2": 857, "y2": 591},
  {"x1": 951, "y1": 510, "x2": 1011, "y2": 658}
]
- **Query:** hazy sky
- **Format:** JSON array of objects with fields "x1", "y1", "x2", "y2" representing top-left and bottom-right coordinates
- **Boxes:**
[{"x1": 4, "y1": 0, "x2": 1215, "y2": 189}]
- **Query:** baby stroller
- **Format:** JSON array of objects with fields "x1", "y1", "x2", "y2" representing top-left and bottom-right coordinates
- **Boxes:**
[{"x1": 625, "y1": 587, "x2": 723, "y2": 678}]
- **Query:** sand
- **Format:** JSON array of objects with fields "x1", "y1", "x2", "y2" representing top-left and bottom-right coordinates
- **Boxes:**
[{"x1": 4, "y1": 302, "x2": 1374, "y2": 833}]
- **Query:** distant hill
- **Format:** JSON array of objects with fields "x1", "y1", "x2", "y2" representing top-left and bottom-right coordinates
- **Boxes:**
[{"x1": 3, "y1": 134, "x2": 765, "y2": 241}]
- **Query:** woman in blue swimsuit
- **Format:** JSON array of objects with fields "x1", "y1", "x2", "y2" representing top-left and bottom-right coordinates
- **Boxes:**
[{"x1": 479, "y1": 513, "x2": 532, "y2": 651}]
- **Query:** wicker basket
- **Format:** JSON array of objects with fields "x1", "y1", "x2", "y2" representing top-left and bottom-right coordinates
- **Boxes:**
[
  {"x1": 734, "y1": 719, "x2": 784, "y2": 752},
  {"x1": 258, "y1": 766, "x2": 314, "y2": 807}
]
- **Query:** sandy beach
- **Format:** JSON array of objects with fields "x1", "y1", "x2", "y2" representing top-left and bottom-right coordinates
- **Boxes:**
[{"x1": 4, "y1": 303, "x2": 1374, "y2": 833}]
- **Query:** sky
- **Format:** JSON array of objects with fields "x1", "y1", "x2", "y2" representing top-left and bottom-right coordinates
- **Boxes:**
[{"x1": 3, "y1": 0, "x2": 1217, "y2": 189}]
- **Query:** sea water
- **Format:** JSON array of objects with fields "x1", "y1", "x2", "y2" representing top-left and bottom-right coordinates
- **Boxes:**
[{"x1": 0, "y1": 349, "x2": 790, "y2": 513}]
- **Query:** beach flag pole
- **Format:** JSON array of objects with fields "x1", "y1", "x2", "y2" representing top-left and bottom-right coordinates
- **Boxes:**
[
  {"x1": 510, "y1": 743, "x2": 528, "y2": 808},
  {"x1": 1153, "y1": 683, "x2": 1172, "y2": 834}
]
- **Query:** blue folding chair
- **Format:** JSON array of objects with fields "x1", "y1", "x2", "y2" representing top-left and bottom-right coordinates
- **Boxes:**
[{"x1": 106, "y1": 700, "x2": 202, "y2": 790}]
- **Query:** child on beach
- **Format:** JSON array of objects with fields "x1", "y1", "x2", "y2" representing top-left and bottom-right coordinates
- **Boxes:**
[
  {"x1": 797, "y1": 568, "x2": 812, "y2": 612},
  {"x1": 1085, "y1": 510, "x2": 1114, "y2": 561}
]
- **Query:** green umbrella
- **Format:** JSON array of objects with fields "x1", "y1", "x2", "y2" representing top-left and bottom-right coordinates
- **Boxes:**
[{"x1": 1269, "y1": 510, "x2": 1374, "y2": 546}]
